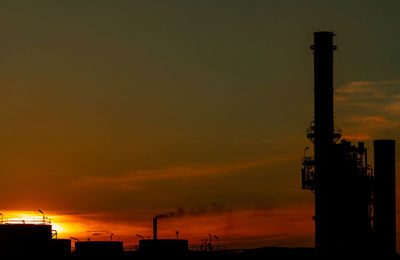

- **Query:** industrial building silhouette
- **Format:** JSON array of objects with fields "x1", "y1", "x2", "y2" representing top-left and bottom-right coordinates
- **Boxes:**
[
  {"x1": 138, "y1": 217, "x2": 189, "y2": 255},
  {"x1": 0, "y1": 32, "x2": 397, "y2": 257},
  {"x1": 301, "y1": 31, "x2": 396, "y2": 256},
  {"x1": 0, "y1": 218, "x2": 70, "y2": 257}
]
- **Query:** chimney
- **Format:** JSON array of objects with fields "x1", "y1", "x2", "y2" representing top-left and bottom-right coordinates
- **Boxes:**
[
  {"x1": 312, "y1": 31, "x2": 337, "y2": 163},
  {"x1": 374, "y1": 139, "x2": 396, "y2": 255},
  {"x1": 311, "y1": 31, "x2": 337, "y2": 256},
  {"x1": 153, "y1": 217, "x2": 157, "y2": 240}
]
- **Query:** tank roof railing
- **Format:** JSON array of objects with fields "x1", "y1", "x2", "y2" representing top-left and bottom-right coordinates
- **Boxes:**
[{"x1": 0, "y1": 217, "x2": 51, "y2": 225}]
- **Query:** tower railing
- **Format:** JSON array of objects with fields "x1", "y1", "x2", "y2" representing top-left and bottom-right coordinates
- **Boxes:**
[{"x1": 306, "y1": 121, "x2": 342, "y2": 143}]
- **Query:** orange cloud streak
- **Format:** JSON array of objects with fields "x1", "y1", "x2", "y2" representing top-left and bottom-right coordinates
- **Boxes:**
[
  {"x1": 70, "y1": 156, "x2": 296, "y2": 191},
  {"x1": 341, "y1": 134, "x2": 372, "y2": 141}
]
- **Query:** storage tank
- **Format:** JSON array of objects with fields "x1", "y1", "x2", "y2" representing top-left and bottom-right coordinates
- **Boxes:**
[
  {"x1": 0, "y1": 223, "x2": 52, "y2": 256},
  {"x1": 75, "y1": 241, "x2": 124, "y2": 257}
]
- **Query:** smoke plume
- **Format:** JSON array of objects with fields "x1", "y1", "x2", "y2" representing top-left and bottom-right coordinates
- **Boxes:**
[{"x1": 155, "y1": 202, "x2": 229, "y2": 219}]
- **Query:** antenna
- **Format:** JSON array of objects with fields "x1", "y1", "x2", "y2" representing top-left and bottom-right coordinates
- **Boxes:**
[{"x1": 38, "y1": 209, "x2": 45, "y2": 223}]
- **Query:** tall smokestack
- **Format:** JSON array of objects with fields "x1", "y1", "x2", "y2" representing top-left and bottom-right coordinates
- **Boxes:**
[
  {"x1": 153, "y1": 217, "x2": 157, "y2": 240},
  {"x1": 311, "y1": 31, "x2": 337, "y2": 256},
  {"x1": 312, "y1": 31, "x2": 336, "y2": 153},
  {"x1": 374, "y1": 140, "x2": 396, "y2": 255}
]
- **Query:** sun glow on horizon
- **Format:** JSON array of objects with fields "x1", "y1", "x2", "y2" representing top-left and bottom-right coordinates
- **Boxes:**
[
  {"x1": 0, "y1": 211, "x2": 84, "y2": 238},
  {"x1": 0, "y1": 205, "x2": 315, "y2": 248}
]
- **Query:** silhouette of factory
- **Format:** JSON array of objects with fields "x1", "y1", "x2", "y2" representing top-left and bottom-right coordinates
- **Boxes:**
[
  {"x1": 301, "y1": 31, "x2": 396, "y2": 256},
  {"x1": 0, "y1": 212, "x2": 71, "y2": 257},
  {"x1": 0, "y1": 32, "x2": 397, "y2": 257}
]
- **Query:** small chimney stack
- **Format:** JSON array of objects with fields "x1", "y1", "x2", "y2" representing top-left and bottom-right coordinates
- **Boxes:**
[
  {"x1": 153, "y1": 217, "x2": 157, "y2": 240},
  {"x1": 373, "y1": 139, "x2": 396, "y2": 255}
]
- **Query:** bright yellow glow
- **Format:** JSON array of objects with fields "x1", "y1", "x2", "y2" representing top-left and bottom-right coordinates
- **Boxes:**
[
  {"x1": 0, "y1": 211, "x2": 76, "y2": 237},
  {"x1": 1, "y1": 211, "x2": 45, "y2": 223},
  {"x1": 0, "y1": 205, "x2": 316, "y2": 248}
]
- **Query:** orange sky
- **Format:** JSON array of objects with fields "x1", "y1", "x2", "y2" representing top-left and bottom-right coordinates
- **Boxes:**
[
  {"x1": 1, "y1": 0, "x2": 400, "y2": 251},
  {"x1": 1, "y1": 204, "x2": 315, "y2": 249}
]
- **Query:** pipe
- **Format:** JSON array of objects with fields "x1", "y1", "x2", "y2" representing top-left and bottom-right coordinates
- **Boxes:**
[
  {"x1": 311, "y1": 31, "x2": 337, "y2": 256},
  {"x1": 374, "y1": 139, "x2": 396, "y2": 255},
  {"x1": 153, "y1": 217, "x2": 157, "y2": 240}
]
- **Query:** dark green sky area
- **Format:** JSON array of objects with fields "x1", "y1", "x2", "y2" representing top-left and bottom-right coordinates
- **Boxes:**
[{"x1": 0, "y1": 0, "x2": 400, "y2": 247}]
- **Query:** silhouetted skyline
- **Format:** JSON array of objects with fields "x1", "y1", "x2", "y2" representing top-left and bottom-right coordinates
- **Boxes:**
[{"x1": 0, "y1": 0, "x2": 400, "y2": 251}]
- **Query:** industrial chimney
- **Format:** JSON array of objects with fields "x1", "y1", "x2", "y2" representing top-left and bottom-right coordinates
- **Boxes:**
[
  {"x1": 311, "y1": 31, "x2": 337, "y2": 256},
  {"x1": 374, "y1": 140, "x2": 396, "y2": 256},
  {"x1": 302, "y1": 31, "x2": 396, "y2": 257},
  {"x1": 153, "y1": 217, "x2": 157, "y2": 240},
  {"x1": 312, "y1": 31, "x2": 336, "y2": 149}
]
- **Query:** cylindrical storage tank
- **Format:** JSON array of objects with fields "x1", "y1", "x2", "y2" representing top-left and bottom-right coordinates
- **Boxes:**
[
  {"x1": 75, "y1": 241, "x2": 123, "y2": 257},
  {"x1": 374, "y1": 139, "x2": 396, "y2": 255},
  {"x1": 0, "y1": 224, "x2": 52, "y2": 256},
  {"x1": 50, "y1": 239, "x2": 71, "y2": 256},
  {"x1": 139, "y1": 239, "x2": 188, "y2": 256}
]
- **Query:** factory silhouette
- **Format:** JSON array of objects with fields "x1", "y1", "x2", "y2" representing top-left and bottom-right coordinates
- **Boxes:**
[
  {"x1": 0, "y1": 31, "x2": 397, "y2": 257},
  {"x1": 301, "y1": 32, "x2": 396, "y2": 257}
]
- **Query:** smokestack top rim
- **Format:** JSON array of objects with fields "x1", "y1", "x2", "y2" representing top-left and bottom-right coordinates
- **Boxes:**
[{"x1": 313, "y1": 31, "x2": 336, "y2": 36}]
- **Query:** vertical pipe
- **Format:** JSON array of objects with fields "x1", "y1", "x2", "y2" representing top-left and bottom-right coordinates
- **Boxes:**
[
  {"x1": 313, "y1": 31, "x2": 335, "y2": 150},
  {"x1": 311, "y1": 31, "x2": 336, "y2": 256},
  {"x1": 374, "y1": 139, "x2": 396, "y2": 255},
  {"x1": 153, "y1": 217, "x2": 157, "y2": 240}
]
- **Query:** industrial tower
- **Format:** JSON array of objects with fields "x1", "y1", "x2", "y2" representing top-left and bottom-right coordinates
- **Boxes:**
[{"x1": 301, "y1": 32, "x2": 396, "y2": 256}]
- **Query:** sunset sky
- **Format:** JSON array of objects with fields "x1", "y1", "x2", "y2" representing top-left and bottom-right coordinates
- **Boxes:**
[{"x1": 1, "y1": 0, "x2": 400, "y2": 249}]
